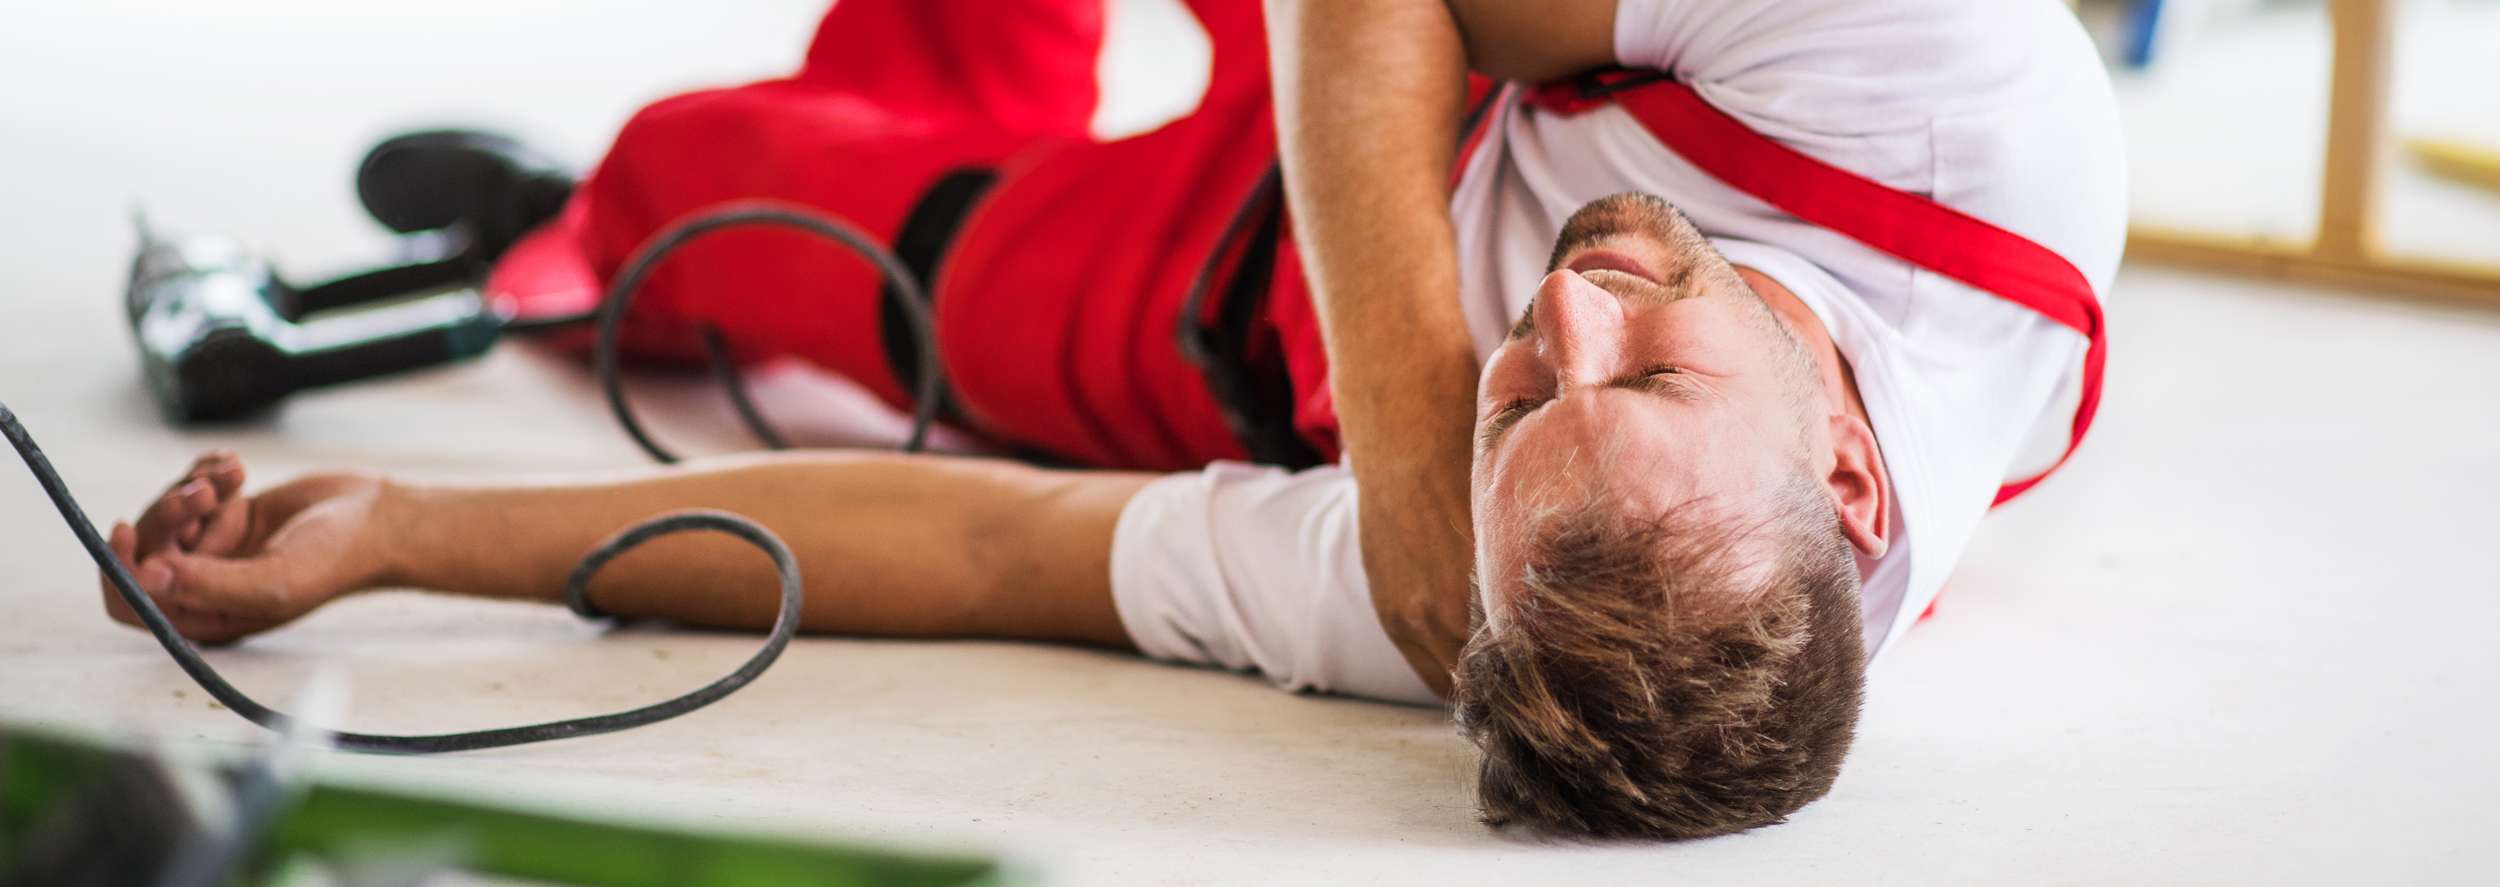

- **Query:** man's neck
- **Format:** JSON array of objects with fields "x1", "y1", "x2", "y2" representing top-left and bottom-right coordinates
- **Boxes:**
[{"x1": 1735, "y1": 266, "x2": 1872, "y2": 430}]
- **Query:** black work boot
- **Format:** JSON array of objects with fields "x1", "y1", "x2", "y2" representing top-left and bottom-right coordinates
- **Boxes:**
[{"x1": 354, "y1": 129, "x2": 576, "y2": 269}]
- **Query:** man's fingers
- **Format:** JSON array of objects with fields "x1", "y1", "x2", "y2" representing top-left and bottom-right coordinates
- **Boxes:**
[
  {"x1": 110, "y1": 559, "x2": 180, "y2": 627},
  {"x1": 186, "y1": 452, "x2": 245, "y2": 499},
  {"x1": 185, "y1": 451, "x2": 235, "y2": 482},
  {"x1": 179, "y1": 480, "x2": 217, "y2": 517},
  {"x1": 136, "y1": 453, "x2": 242, "y2": 557},
  {"x1": 136, "y1": 479, "x2": 216, "y2": 555},
  {"x1": 137, "y1": 560, "x2": 176, "y2": 598},
  {"x1": 133, "y1": 488, "x2": 183, "y2": 554},
  {"x1": 99, "y1": 521, "x2": 268, "y2": 643},
  {"x1": 100, "y1": 522, "x2": 141, "y2": 624},
  {"x1": 194, "y1": 498, "x2": 253, "y2": 557},
  {"x1": 205, "y1": 460, "x2": 246, "y2": 500},
  {"x1": 160, "y1": 550, "x2": 301, "y2": 621},
  {"x1": 132, "y1": 562, "x2": 262, "y2": 643},
  {"x1": 166, "y1": 480, "x2": 217, "y2": 549},
  {"x1": 109, "y1": 520, "x2": 135, "y2": 567}
]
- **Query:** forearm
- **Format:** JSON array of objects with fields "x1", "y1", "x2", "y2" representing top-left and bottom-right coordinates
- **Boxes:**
[
  {"x1": 1268, "y1": 0, "x2": 1477, "y2": 446},
  {"x1": 1267, "y1": 0, "x2": 1480, "y2": 691},
  {"x1": 377, "y1": 452, "x2": 1154, "y2": 647}
]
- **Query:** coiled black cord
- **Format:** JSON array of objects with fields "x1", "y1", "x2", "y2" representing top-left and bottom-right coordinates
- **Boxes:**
[
  {"x1": 588, "y1": 200, "x2": 942, "y2": 461},
  {"x1": 3, "y1": 200, "x2": 939, "y2": 754},
  {"x1": 3, "y1": 404, "x2": 799, "y2": 754}
]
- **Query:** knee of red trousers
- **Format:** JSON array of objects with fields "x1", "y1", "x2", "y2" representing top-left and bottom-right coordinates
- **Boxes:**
[{"x1": 800, "y1": 0, "x2": 1107, "y2": 137}]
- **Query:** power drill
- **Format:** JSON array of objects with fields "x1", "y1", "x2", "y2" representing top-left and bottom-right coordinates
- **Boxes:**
[{"x1": 123, "y1": 130, "x2": 573, "y2": 423}]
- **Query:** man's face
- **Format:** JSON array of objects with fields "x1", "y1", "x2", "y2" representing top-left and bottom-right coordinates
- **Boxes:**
[{"x1": 1470, "y1": 194, "x2": 1815, "y2": 628}]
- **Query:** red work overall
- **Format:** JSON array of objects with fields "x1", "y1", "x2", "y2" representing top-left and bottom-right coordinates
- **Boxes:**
[
  {"x1": 490, "y1": 0, "x2": 1279, "y2": 470},
  {"x1": 489, "y1": 2, "x2": 2105, "y2": 504}
]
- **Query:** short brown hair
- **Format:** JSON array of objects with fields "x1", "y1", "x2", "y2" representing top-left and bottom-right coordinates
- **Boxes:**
[{"x1": 1453, "y1": 485, "x2": 1866, "y2": 840}]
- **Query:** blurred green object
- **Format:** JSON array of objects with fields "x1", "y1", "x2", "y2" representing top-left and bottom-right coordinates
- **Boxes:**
[{"x1": 0, "y1": 723, "x2": 1005, "y2": 886}]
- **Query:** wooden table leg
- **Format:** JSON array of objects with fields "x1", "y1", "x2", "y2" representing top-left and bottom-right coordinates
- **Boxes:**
[{"x1": 2316, "y1": 0, "x2": 2395, "y2": 261}]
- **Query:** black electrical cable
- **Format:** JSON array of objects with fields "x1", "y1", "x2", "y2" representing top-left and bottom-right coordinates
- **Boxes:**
[
  {"x1": 1, "y1": 202, "x2": 938, "y2": 754},
  {"x1": 699, "y1": 325, "x2": 790, "y2": 451},
  {"x1": 503, "y1": 313, "x2": 796, "y2": 453},
  {"x1": 590, "y1": 201, "x2": 942, "y2": 462},
  {"x1": 2, "y1": 403, "x2": 801, "y2": 754},
  {"x1": 492, "y1": 202, "x2": 940, "y2": 457}
]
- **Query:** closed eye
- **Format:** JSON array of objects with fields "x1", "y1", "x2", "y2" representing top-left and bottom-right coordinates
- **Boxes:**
[
  {"x1": 1477, "y1": 367, "x2": 1694, "y2": 450},
  {"x1": 1611, "y1": 365, "x2": 1698, "y2": 401},
  {"x1": 1476, "y1": 396, "x2": 1544, "y2": 450}
]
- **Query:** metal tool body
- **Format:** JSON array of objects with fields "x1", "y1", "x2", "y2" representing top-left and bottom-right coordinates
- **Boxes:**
[{"x1": 125, "y1": 220, "x2": 502, "y2": 423}]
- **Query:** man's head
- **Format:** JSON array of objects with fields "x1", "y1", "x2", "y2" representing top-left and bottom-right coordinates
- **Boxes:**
[{"x1": 1454, "y1": 194, "x2": 1888, "y2": 839}]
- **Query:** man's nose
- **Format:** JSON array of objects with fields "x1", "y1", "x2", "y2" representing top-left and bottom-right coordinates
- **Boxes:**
[{"x1": 1533, "y1": 269, "x2": 1625, "y2": 390}]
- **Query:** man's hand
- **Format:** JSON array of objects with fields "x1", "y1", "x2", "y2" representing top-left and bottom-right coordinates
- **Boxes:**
[{"x1": 100, "y1": 454, "x2": 395, "y2": 645}]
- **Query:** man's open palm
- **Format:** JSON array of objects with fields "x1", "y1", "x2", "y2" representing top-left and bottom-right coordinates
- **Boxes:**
[{"x1": 100, "y1": 455, "x2": 390, "y2": 645}]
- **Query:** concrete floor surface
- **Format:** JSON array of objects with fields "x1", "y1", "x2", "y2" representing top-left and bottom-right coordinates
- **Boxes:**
[{"x1": 3, "y1": 2, "x2": 2496, "y2": 884}]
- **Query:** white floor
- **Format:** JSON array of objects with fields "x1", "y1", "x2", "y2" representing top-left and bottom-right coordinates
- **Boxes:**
[{"x1": 3, "y1": 2, "x2": 2497, "y2": 885}]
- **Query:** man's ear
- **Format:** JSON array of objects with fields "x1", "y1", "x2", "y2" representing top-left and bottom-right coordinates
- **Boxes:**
[{"x1": 1824, "y1": 413, "x2": 1890, "y2": 557}]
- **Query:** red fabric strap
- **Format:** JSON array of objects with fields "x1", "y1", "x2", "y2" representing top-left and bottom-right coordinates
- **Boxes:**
[
  {"x1": 1452, "y1": 81, "x2": 1512, "y2": 183},
  {"x1": 1526, "y1": 73, "x2": 2106, "y2": 505}
]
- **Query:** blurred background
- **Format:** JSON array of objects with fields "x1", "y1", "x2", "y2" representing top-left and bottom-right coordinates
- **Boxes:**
[
  {"x1": 1, "y1": 1, "x2": 2495, "y2": 885},
  {"x1": 2089, "y1": 0, "x2": 2500, "y2": 265},
  {"x1": 7, "y1": 0, "x2": 2495, "y2": 308}
]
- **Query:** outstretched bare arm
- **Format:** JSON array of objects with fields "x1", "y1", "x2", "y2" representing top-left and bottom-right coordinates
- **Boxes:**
[{"x1": 100, "y1": 451, "x2": 1155, "y2": 648}]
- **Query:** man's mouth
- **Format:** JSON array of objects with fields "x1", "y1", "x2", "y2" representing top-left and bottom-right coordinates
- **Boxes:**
[{"x1": 1564, "y1": 249, "x2": 1660, "y2": 284}]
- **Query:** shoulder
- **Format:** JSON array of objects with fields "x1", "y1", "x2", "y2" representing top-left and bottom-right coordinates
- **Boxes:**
[
  {"x1": 1627, "y1": 0, "x2": 2127, "y2": 294},
  {"x1": 1617, "y1": 0, "x2": 2113, "y2": 132}
]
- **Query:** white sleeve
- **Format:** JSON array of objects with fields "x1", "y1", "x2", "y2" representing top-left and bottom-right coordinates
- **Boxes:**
[{"x1": 1108, "y1": 462, "x2": 1439, "y2": 706}]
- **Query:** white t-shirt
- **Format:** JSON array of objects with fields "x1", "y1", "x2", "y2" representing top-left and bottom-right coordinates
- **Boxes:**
[{"x1": 1110, "y1": 0, "x2": 2126, "y2": 705}]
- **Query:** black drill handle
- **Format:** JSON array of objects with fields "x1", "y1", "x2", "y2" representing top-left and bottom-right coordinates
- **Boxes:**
[
  {"x1": 283, "y1": 308, "x2": 501, "y2": 394},
  {"x1": 284, "y1": 256, "x2": 477, "y2": 320}
]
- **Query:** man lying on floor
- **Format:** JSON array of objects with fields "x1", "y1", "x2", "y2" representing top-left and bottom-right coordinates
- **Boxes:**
[{"x1": 95, "y1": 0, "x2": 2120, "y2": 839}]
